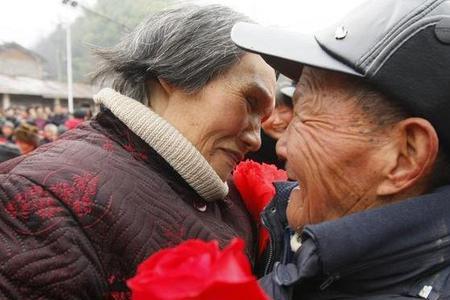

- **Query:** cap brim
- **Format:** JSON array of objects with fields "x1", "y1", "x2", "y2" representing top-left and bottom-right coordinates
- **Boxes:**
[
  {"x1": 280, "y1": 86, "x2": 295, "y2": 98},
  {"x1": 231, "y1": 22, "x2": 362, "y2": 81}
]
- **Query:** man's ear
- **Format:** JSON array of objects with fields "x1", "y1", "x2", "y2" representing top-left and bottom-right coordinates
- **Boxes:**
[{"x1": 377, "y1": 118, "x2": 439, "y2": 196}]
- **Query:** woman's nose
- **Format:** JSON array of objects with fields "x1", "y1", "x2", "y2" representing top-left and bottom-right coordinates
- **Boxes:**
[{"x1": 240, "y1": 118, "x2": 262, "y2": 153}]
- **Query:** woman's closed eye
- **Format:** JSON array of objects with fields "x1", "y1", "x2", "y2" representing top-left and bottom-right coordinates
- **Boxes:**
[
  {"x1": 245, "y1": 97, "x2": 256, "y2": 113},
  {"x1": 246, "y1": 96, "x2": 273, "y2": 122}
]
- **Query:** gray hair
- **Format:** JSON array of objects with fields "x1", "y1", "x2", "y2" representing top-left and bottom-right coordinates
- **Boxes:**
[
  {"x1": 44, "y1": 123, "x2": 58, "y2": 134},
  {"x1": 92, "y1": 4, "x2": 252, "y2": 103}
]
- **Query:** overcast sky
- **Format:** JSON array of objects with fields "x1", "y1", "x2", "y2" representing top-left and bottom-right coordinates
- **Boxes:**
[{"x1": 0, "y1": 0, "x2": 365, "y2": 48}]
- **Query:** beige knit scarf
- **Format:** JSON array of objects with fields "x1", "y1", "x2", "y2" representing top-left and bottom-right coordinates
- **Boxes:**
[{"x1": 93, "y1": 88, "x2": 229, "y2": 202}]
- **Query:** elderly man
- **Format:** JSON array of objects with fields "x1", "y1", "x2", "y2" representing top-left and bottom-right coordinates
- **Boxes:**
[{"x1": 232, "y1": 0, "x2": 450, "y2": 298}]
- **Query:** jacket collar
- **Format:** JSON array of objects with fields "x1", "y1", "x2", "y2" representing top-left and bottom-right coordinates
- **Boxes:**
[
  {"x1": 93, "y1": 88, "x2": 229, "y2": 202},
  {"x1": 297, "y1": 186, "x2": 450, "y2": 290},
  {"x1": 304, "y1": 185, "x2": 450, "y2": 277}
]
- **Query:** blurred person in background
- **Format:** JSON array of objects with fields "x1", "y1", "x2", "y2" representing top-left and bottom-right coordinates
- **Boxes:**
[
  {"x1": 81, "y1": 102, "x2": 94, "y2": 120},
  {"x1": 0, "y1": 4, "x2": 275, "y2": 299},
  {"x1": 0, "y1": 120, "x2": 20, "y2": 162},
  {"x1": 0, "y1": 121, "x2": 15, "y2": 144},
  {"x1": 25, "y1": 106, "x2": 37, "y2": 125},
  {"x1": 47, "y1": 104, "x2": 68, "y2": 126},
  {"x1": 40, "y1": 123, "x2": 59, "y2": 144},
  {"x1": 34, "y1": 106, "x2": 48, "y2": 130},
  {"x1": 247, "y1": 76, "x2": 294, "y2": 169},
  {"x1": 3, "y1": 107, "x2": 19, "y2": 127},
  {"x1": 14, "y1": 106, "x2": 28, "y2": 125},
  {"x1": 14, "y1": 123, "x2": 40, "y2": 155},
  {"x1": 64, "y1": 108, "x2": 87, "y2": 130},
  {"x1": 57, "y1": 124, "x2": 68, "y2": 136},
  {"x1": 0, "y1": 143, "x2": 20, "y2": 163},
  {"x1": 262, "y1": 80, "x2": 294, "y2": 141}
]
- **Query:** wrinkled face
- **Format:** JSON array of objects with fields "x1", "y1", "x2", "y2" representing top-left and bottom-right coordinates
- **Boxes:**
[
  {"x1": 277, "y1": 68, "x2": 389, "y2": 231},
  {"x1": 262, "y1": 104, "x2": 293, "y2": 140},
  {"x1": 166, "y1": 54, "x2": 276, "y2": 181}
]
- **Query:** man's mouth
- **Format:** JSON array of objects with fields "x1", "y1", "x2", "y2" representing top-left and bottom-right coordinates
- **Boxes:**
[{"x1": 285, "y1": 163, "x2": 298, "y2": 181}]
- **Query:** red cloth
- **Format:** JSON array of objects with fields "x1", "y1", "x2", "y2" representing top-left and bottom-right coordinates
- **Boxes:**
[{"x1": 64, "y1": 117, "x2": 84, "y2": 130}]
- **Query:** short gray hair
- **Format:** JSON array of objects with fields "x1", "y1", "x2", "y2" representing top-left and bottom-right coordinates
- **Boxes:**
[
  {"x1": 92, "y1": 4, "x2": 252, "y2": 103},
  {"x1": 44, "y1": 123, "x2": 58, "y2": 134},
  {"x1": 351, "y1": 78, "x2": 450, "y2": 190}
]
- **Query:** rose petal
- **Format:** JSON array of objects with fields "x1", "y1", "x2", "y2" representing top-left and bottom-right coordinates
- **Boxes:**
[
  {"x1": 195, "y1": 280, "x2": 269, "y2": 300},
  {"x1": 210, "y1": 239, "x2": 253, "y2": 283},
  {"x1": 128, "y1": 238, "x2": 270, "y2": 300}
]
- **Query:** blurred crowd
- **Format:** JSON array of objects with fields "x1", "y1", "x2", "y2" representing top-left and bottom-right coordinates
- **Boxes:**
[{"x1": 0, "y1": 104, "x2": 93, "y2": 162}]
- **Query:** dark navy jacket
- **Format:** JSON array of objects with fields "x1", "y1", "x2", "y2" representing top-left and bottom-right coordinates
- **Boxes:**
[{"x1": 259, "y1": 183, "x2": 450, "y2": 300}]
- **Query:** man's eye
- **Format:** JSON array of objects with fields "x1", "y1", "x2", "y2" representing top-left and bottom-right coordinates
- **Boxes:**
[{"x1": 294, "y1": 113, "x2": 307, "y2": 124}]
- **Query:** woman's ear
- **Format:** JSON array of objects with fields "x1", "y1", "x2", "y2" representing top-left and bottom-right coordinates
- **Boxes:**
[
  {"x1": 158, "y1": 78, "x2": 176, "y2": 96},
  {"x1": 377, "y1": 118, "x2": 439, "y2": 196},
  {"x1": 147, "y1": 78, "x2": 176, "y2": 114}
]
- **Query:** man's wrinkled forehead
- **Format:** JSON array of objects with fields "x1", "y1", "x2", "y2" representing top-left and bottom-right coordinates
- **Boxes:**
[
  {"x1": 290, "y1": 66, "x2": 318, "y2": 104},
  {"x1": 292, "y1": 66, "x2": 354, "y2": 112}
]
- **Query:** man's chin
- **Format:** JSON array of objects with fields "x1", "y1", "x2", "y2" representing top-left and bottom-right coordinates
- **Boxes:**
[
  {"x1": 287, "y1": 216, "x2": 305, "y2": 233},
  {"x1": 286, "y1": 187, "x2": 305, "y2": 232},
  {"x1": 284, "y1": 162, "x2": 298, "y2": 181}
]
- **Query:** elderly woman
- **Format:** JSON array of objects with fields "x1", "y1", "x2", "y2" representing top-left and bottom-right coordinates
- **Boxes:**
[{"x1": 0, "y1": 5, "x2": 275, "y2": 299}]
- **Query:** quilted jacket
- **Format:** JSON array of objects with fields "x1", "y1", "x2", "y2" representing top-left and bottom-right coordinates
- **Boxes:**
[{"x1": 0, "y1": 110, "x2": 255, "y2": 299}]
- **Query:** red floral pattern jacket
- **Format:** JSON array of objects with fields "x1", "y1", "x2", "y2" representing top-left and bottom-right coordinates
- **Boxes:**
[{"x1": 0, "y1": 110, "x2": 255, "y2": 299}]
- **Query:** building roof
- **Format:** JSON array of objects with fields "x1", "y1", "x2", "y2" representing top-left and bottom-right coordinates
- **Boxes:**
[
  {"x1": 0, "y1": 73, "x2": 96, "y2": 99},
  {"x1": 0, "y1": 42, "x2": 45, "y2": 64}
]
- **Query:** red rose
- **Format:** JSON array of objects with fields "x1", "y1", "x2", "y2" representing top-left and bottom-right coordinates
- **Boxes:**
[
  {"x1": 233, "y1": 160, "x2": 287, "y2": 257},
  {"x1": 127, "y1": 238, "x2": 268, "y2": 300}
]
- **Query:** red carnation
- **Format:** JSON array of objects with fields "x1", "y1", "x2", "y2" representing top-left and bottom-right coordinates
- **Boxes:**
[
  {"x1": 233, "y1": 160, "x2": 287, "y2": 257},
  {"x1": 127, "y1": 238, "x2": 268, "y2": 300}
]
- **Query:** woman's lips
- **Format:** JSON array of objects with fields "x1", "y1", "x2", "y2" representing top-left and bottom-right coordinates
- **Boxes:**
[{"x1": 221, "y1": 149, "x2": 244, "y2": 165}]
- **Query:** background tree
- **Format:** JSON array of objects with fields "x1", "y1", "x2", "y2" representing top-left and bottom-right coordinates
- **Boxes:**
[{"x1": 34, "y1": 0, "x2": 173, "y2": 82}]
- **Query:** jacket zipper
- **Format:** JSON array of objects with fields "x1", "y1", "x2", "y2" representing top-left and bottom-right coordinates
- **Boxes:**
[
  {"x1": 320, "y1": 273, "x2": 341, "y2": 290},
  {"x1": 261, "y1": 212, "x2": 275, "y2": 275}
]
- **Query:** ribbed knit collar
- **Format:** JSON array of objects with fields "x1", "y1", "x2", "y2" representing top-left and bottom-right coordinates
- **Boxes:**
[{"x1": 93, "y1": 88, "x2": 229, "y2": 202}]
